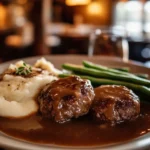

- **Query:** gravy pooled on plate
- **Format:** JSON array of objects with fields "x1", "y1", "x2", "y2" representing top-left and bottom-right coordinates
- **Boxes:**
[{"x1": 0, "y1": 102, "x2": 150, "y2": 146}]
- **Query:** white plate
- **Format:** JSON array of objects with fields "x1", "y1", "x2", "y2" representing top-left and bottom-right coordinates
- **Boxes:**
[{"x1": 0, "y1": 55, "x2": 150, "y2": 150}]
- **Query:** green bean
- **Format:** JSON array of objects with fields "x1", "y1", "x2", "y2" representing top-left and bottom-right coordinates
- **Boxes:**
[
  {"x1": 83, "y1": 61, "x2": 149, "y2": 79},
  {"x1": 84, "y1": 61, "x2": 149, "y2": 79},
  {"x1": 113, "y1": 67, "x2": 129, "y2": 72},
  {"x1": 83, "y1": 61, "x2": 135, "y2": 77},
  {"x1": 135, "y1": 74, "x2": 149, "y2": 79},
  {"x1": 62, "y1": 63, "x2": 150, "y2": 86}
]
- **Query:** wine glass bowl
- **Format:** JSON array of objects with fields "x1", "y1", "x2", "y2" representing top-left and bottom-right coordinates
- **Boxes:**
[{"x1": 88, "y1": 26, "x2": 129, "y2": 62}]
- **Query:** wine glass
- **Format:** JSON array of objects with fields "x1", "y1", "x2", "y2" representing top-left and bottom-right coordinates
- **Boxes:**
[{"x1": 88, "y1": 26, "x2": 129, "y2": 62}]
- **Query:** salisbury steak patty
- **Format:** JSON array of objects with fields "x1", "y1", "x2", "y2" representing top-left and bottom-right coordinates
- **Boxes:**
[
  {"x1": 92, "y1": 85, "x2": 140, "y2": 125},
  {"x1": 38, "y1": 76, "x2": 95, "y2": 123}
]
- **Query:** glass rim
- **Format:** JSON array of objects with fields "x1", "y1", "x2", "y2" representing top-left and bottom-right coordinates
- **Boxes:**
[{"x1": 94, "y1": 26, "x2": 128, "y2": 37}]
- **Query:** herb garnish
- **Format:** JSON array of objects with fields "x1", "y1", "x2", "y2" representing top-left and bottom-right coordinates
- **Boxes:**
[{"x1": 15, "y1": 62, "x2": 32, "y2": 75}]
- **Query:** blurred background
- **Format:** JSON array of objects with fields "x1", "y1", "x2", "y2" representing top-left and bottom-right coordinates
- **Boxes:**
[{"x1": 0, "y1": 0, "x2": 150, "y2": 66}]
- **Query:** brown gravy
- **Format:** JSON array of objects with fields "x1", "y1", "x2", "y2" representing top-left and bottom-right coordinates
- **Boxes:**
[{"x1": 0, "y1": 102, "x2": 150, "y2": 146}]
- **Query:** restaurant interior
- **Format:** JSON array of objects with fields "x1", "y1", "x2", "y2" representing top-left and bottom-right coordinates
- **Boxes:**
[{"x1": 0, "y1": 0, "x2": 150, "y2": 66}]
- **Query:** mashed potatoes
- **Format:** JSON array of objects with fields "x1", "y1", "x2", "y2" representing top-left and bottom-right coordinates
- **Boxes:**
[
  {"x1": 0, "y1": 58, "x2": 59, "y2": 118},
  {"x1": 34, "y1": 57, "x2": 61, "y2": 75}
]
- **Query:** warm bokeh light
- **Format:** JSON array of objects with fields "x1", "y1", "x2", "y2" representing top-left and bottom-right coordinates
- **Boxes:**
[
  {"x1": 0, "y1": 4, "x2": 7, "y2": 29},
  {"x1": 66, "y1": 0, "x2": 90, "y2": 6},
  {"x1": 17, "y1": 0, "x2": 27, "y2": 5},
  {"x1": 5, "y1": 35, "x2": 22, "y2": 47},
  {"x1": 87, "y1": 2, "x2": 102, "y2": 15}
]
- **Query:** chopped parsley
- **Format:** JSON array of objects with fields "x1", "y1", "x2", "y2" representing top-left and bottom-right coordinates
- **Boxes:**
[{"x1": 15, "y1": 62, "x2": 32, "y2": 75}]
